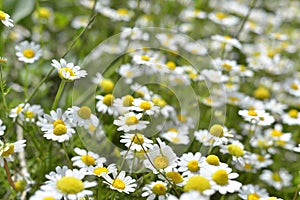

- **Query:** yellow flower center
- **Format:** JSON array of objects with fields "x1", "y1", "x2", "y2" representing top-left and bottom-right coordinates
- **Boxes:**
[
  {"x1": 103, "y1": 94, "x2": 114, "y2": 106},
  {"x1": 288, "y1": 109, "x2": 298, "y2": 118},
  {"x1": 184, "y1": 175, "x2": 211, "y2": 192},
  {"x1": 117, "y1": 8, "x2": 129, "y2": 16},
  {"x1": 53, "y1": 124, "x2": 67, "y2": 136},
  {"x1": 187, "y1": 160, "x2": 200, "y2": 172},
  {"x1": 53, "y1": 119, "x2": 65, "y2": 127},
  {"x1": 100, "y1": 79, "x2": 114, "y2": 93},
  {"x1": 152, "y1": 183, "x2": 167, "y2": 195},
  {"x1": 215, "y1": 12, "x2": 227, "y2": 19},
  {"x1": 272, "y1": 172, "x2": 282, "y2": 182},
  {"x1": 152, "y1": 97, "x2": 166, "y2": 108},
  {"x1": 267, "y1": 50, "x2": 275, "y2": 58},
  {"x1": 93, "y1": 167, "x2": 108, "y2": 175},
  {"x1": 140, "y1": 101, "x2": 151, "y2": 110},
  {"x1": 168, "y1": 127, "x2": 178, "y2": 133},
  {"x1": 177, "y1": 114, "x2": 187, "y2": 123},
  {"x1": 271, "y1": 129, "x2": 282, "y2": 137},
  {"x1": 56, "y1": 176, "x2": 84, "y2": 194},
  {"x1": 81, "y1": 154, "x2": 95, "y2": 166},
  {"x1": 122, "y1": 95, "x2": 134, "y2": 106},
  {"x1": 257, "y1": 155, "x2": 266, "y2": 162},
  {"x1": 153, "y1": 155, "x2": 169, "y2": 169},
  {"x1": 171, "y1": 137, "x2": 180, "y2": 143},
  {"x1": 78, "y1": 106, "x2": 92, "y2": 120},
  {"x1": 43, "y1": 197, "x2": 55, "y2": 200},
  {"x1": 23, "y1": 49, "x2": 35, "y2": 58},
  {"x1": 244, "y1": 163, "x2": 252, "y2": 170},
  {"x1": 125, "y1": 116, "x2": 138, "y2": 125},
  {"x1": 212, "y1": 169, "x2": 229, "y2": 185},
  {"x1": 15, "y1": 180, "x2": 26, "y2": 192},
  {"x1": 2, "y1": 144, "x2": 15, "y2": 157},
  {"x1": 166, "y1": 61, "x2": 176, "y2": 70},
  {"x1": 222, "y1": 63, "x2": 232, "y2": 70},
  {"x1": 240, "y1": 65, "x2": 246, "y2": 72},
  {"x1": 253, "y1": 87, "x2": 270, "y2": 100},
  {"x1": 131, "y1": 133, "x2": 144, "y2": 144},
  {"x1": 209, "y1": 124, "x2": 224, "y2": 137},
  {"x1": 248, "y1": 110, "x2": 257, "y2": 116},
  {"x1": 224, "y1": 35, "x2": 232, "y2": 40},
  {"x1": 16, "y1": 106, "x2": 23, "y2": 114},
  {"x1": 0, "y1": 11, "x2": 6, "y2": 20},
  {"x1": 25, "y1": 111, "x2": 35, "y2": 119},
  {"x1": 276, "y1": 140, "x2": 286, "y2": 146},
  {"x1": 206, "y1": 155, "x2": 220, "y2": 166},
  {"x1": 227, "y1": 144, "x2": 244, "y2": 157},
  {"x1": 38, "y1": 7, "x2": 51, "y2": 18},
  {"x1": 141, "y1": 55, "x2": 150, "y2": 61},
  {"x1": 229, "y1": 96, "x2": 239, "y2": 102},
  {"x1": 59, "y1": 68, "x2": 75, "y2": 80},
  {"x1": 112, "y1": 178, "x2": 125, "y2": 190},
  {"x1": 166, "y1": 172, "x2": 183, "y2": 184},
  {"x1": 290, "y1": 83, "x2": 298, "y2": 90},
  {"x1": 248, "y1": 193, "x2": 260, "y2": 200}
]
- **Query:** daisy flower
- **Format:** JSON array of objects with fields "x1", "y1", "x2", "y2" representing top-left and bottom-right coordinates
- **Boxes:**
[
  {"x1": 99, "y1": 7, "x2": 133, "y2": 22},
  {"x1": 0, "y1": 140, "x2": 26, "y2": 167},
  {"x1": 282, "y1": 109, "x2": 300, "y2": 125},
  {"x1": 71, "y1": 147, "x2": 106, "y2": 169},
  {"x1": 19, "y1": 103, "x2": 44, "y2": 123},
  {"x1": 95, "y1": 94, "x2": 117, "y2": 115},
  {"x1": 87, "y1": 163, "x2": 117, "y2": 178},
  {"x1": 142, "y1": 181, "x2": 169, "y2": 200},
  {"x1": 143, "y1": 139, "x2": 178, "y2": 174},
  {"x1": 113, "y1": 112, "x2": 149, "y2": 132},
  {"x1": 120, "y1": 133, "x2": 153, "y2": 151},
  {"x1": 42, "y1": 166, "x2": 97, "y2": 200},
  {"x1": 102, "y1": 170, "x2": 137, "y2": 194},
  {"x1": 208, "y1": 12, "x2": 239, "y2": 26},
  {"x1": 131, "y1": 99, "x2": 159, "y2": 116},
  {"x1": 178, "y1": 152, "x2": 205, "y2": 176},
  {"x1": 0, "y1": 10, "x2": 14, "y2": 27},
  {"x1": 152, "y1": 96, "x2": 176, "y2": 119},
  {"x1": 92, "y1": 73, "x2": 114, "y2": 93},
  {"x1": 15, "y1": 41, "x2": 42, "y2": 63},
  {"x1": 0, "y1": 119, "x2": 6, "y2": 136},
  {"x1": 238, "y1": 184, "x2": 269, "y2": 200},
  {"x1": 201, "y1": 165, "x2": 242, "y2": 195},
  {"x1": 238, "y1": 109, "x2": 275, "y2": 126},
  {"x1": 9, "y1": 103, "x2": 27, "y2": 121},
  {"x1": 161, "y1": 131, "x2": 190, "y2": 145},
  {"x1": 66, "y1": 106, "x2": 99, "y2": 129},
  {"x1": 211, "y1": 35, "x2": 242, "y2": 50},
  {"x1": 51, "y1": 58, "x2": 87, "y2": 81},
  {"x1": 114, "y1": 95, "x2": 135, "y2": 115},
  {"x1": 117, "y1": 63, "x2": 142, "y2": 84},
  {"x1": 131, "y1": 83, "x2": 153, "y2": 100},
  {"x1": 38, "y1": 108, "x2": 76, "y2": 143},
  {"x1": 259, "y1": 168, "x2": 292, "y2": 190},
  {"x1": 220, "y1": 140, "x2": 247, "y2": 163}
]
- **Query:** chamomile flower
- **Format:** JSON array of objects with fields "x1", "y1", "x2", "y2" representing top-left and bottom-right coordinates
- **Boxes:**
[
  {"x1": 102, "y1": 171, "x2": 137, "y2": 194},
  {"x1": 220, "y1": 140, "x2": 247, "y2": 163},
  {"x1": 211, "y1": 35, "x2": 242, "y2": 50},
  {"x1": 131, "y1": 83, "x2": 153, "y2": 100},
  {"x1": 66, "y1": 106, "x2": 99, "y2": 129},
  {"x1": 9, "y1": 103, "x2": 27, "y2": 120},
  {"x1": 161, "y1": 131, "x2": 190, "y2": 145},
  {"x1": 0, "y1": 119, "x2": 6, "y2": 136},
  {"x1": 178, "y1": 152, "x2": 205, "y2": 176},
  {"x1": 113, "y1": 112, "x2": 149, "y2": 132},
  {"x1": 92, "y1": 73, "x2": 114, "y2": 93},
  {"x1": 152, "y1": 96, "x2": 176, "y2": 118},
  {"x1": 71, "y1": 147, "x2": 106, "y2": 168},
  {"x1": 38, "y1": 108, "x2": 76, "y2": 143},
  {"x1": 120, "y1": 133, "x2": 153, "y2": 151},
  {"x1": 0, "y1": 140, "x2": 26, "y2": 167},
  {"x1": 15, "y1": 41, "x2": 42, "y2": 63},
  {"x1": 87, "y1": 163, "x2": 117, "y2": 177},
  {"x1": 100, "y1": 7, "x2": 134, "y2": 22},
  {"x1": 118, "y1": 63, "x2": 142, "y2": 84},
  {"x1": 114, "y1": 95, "x2": 135, "y2": 114},
  {"x1": 142, "y1": 181, "x2": 169, "y2": 200},
  {"x1": 19, "y1": 104, "x2": 44, "y2": 123},
  {"x1": 95, "y1": 94, "x2": 117, "y2": 115},
  {"x1": 51, "y1": 58, "x2": 87, "y2": 81},
  {"x1": 143, "y1": 140, "x2": 178, "y2": 174},
  {"x1": 282, "y1": 109, "x2": 300, "y2": 125},
  {"x1": 42, "y1": 166, "x2": 97, "y2": 200},
  {"x1": 0, "y1": 10, "x2": 14, "y2": 27},
  {"x1": 208, "y1": 12, "x2": 239, "y2": 26},
  {"x1": 201, "y1": 165, "x2": 242, "y2": 195},
  {"x1": 259, "y1": 168, "x2": 292, "y2": 190},
  {"x1": 238, "y1": 109, "x2": 275, "y2": 126},
  {"x1": 131, "y1": 99, "x2": 159, "y2": 115},
  {"x1": 29, "y1": 189, "x2": 60, "y2": 200},
  {"x1": 238, "y1": 184, "x2": 269, "y2": 200}
]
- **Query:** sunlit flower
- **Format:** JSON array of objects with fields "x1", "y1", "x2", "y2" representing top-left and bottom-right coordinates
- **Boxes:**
[
  {"x1": 0, "y1": 140, "x2": 26, "y2": 167},
  {"x1": 19, "y1": 103, "x2": 44, "y2": 123},
  {"x1": 259, "y1": 168, "x2": 292, "y2": 190},
  {"x1": 15, "y1": 41, "x2": 42, "y2": 63},
  {"x1": 66, "y1": 106, "x2": 99, "y2": 129},
  {"x1": 177, "y1": 152, "x2": 205, "y2": 176},
  {"x1": 95, "y1": 94, "x2": 117, "y2": 115},
  {"x1": 102, "y1": 171, "x2": 137, "y2": 193},
  {"x1": 113, "y1": 112, "x2": 149, "y2": 132},
  {"x1": 0, "y1": 10, "x2": 14, "y2": 27},
  {"x1": 71, "y1": 147, "x2": 106, "y2": 169},
  {"x1": 142, "y1": 181, "x2": 169, "y2": 200},
  {"x1": 120, "y1": 133, "x2": 153, "y2": 151},
  {"x1": 51, "y1": 58, "x2": 87, "y2": 81},
  {"x1": 131, "y1": 99, "x2": 159, "y2": 115},
  {"x1": 238, "y1": 184, "x2": 269, "y2": 200},
  {"x1": 87, "y1": 163, "x2": 117, "y2": 177}
]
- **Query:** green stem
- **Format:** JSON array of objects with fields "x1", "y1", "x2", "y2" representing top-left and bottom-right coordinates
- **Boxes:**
[
  {"x1": 62, "y1": 142, "x2": 72, "y2": 168},
  {"x1": 235, "y1": 0, "x2": 257, "y2": 39},
  {"x1": 221, "y1": 195, "x2": 226, "y2": 200},
  {"x1": 292, "y1": 184, "x2": 300, "y2": 200},
  {"x1": 4, "y1": 159, "x2": 16, "y2": 191},
  {"x1": 52, "y1": 80, "x2": 66, "y2": 110},
  {"x1": 24, "y1": 64, "x2": 29, "y2": 100},
  {"x1": 0, "y1": 64, "x2": 8, "y2": 110}
]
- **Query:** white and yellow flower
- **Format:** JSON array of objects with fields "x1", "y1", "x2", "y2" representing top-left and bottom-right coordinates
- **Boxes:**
[
  {"x1": 0, "y1": 140, "x2": 26, "y2": 167},
  {"x1": 15, "y1": 41, "x2": 42, "y2": 63},
  {"x1": 51, "y1": 58, "x2": 87, "y2": 81},
  {"x1": 102, "y1": 171, "x2": 137, "y2": 194},
  {"x1": 178, "y1": 152, "x2": 205, "y2": 176},
  {"x1": 71, "y1": 147, "x2": 106, "y2": 169},
  {"x1": 113, "y1": 112, "x2": 149, "y2": 132},
  {"x1": 0, "y1": 10, "x2": 14, "y2": 27},
  {"x1": 120, "y1": 133, "x2": 153, "y2": 151},
  {"x1": 142, "y1": 181, "x2": 169, "y2": 200}
]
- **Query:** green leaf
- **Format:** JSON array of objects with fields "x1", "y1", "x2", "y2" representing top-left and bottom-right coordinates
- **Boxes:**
[{"x1": 9, "y1": 0, "x2": 35, "y2": 23}]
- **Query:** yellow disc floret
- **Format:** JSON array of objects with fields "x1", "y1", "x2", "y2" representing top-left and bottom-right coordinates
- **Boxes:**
[
  {"x1": 125, "y1": 116, "x2": 138, "y2": 125},
  {"x1": 0, "y1": 11, "x2": 6, "y2": 20},
  {"x1": 152, "y1": 183, "x2": 167, "y2": 195},
  {"x1": 253, "y1": 87, "x2": 270, "y2": 100},
  {"x1": 187, "y1": 160, "x2": 199, "y2": 172},
  {"x1": 53, "y1": 124, "x2": 67, "y2": 136},
  {"x1": 15, "y1": 180, "x2": 26, "y2": 192},
  {"x1": 288, "y1": 109, "x2": 298, "y2": 118},
  {"x1": 56, "y1": 176, "x2": 84, "y2": 194},
  {"x1": 227, "y1": 144, "x2": 244, "y2": 157},
  {"x1": 184, "y1": 175, "x2": 211, "y2": 192},
  {"x1": 248, "y1": 193, "x2": 260, "y2": 200},
  {"x1": 131, "y1": 133, "x2": 144, "y2": 144},
  {"x1": 23, "y1": 49, "x2": 35, "y2": 58},
  {"x1": 153, "y1": 155, "x2": 169, "y2": 169},
  {"x1": 209, "y1": 124, "x2": 224, "y2": 137},
  {"x1": 78, "y1": 106, "x2": 92, "y2": 120},
  {"x1": 100, "y1": 79, "x2": 114, "y2": 93},
  {"x1": 166, "y1": 172, "x2": 183, "y2": 184},
  {"x1": 103, "y1": 94, "x2": 114, "y2": 106},
  {"x1": 123, "y1": 95, "x2": 134, "y2": 106},
  {"x1": 2, "y1": 144, "x2": 15, "y2": 157},
  {"x1": 93, "y1": 167, "x2": 108, "y2": 175},
  {"x1": 140, "y1": 101, "x2": 151, "y2": 110},
  {"x1": 206, "y1": 155, "x2": 220, "y2": 166},
  {"x1": 81, "y1": 154, "x2": 95, "y2": 166},
  {"x1": 112, "y1": 178, "x2": 125, "y2": 190},
  {"x1": 212, "y1": 169, "x2": 229, "y2": 185}
]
